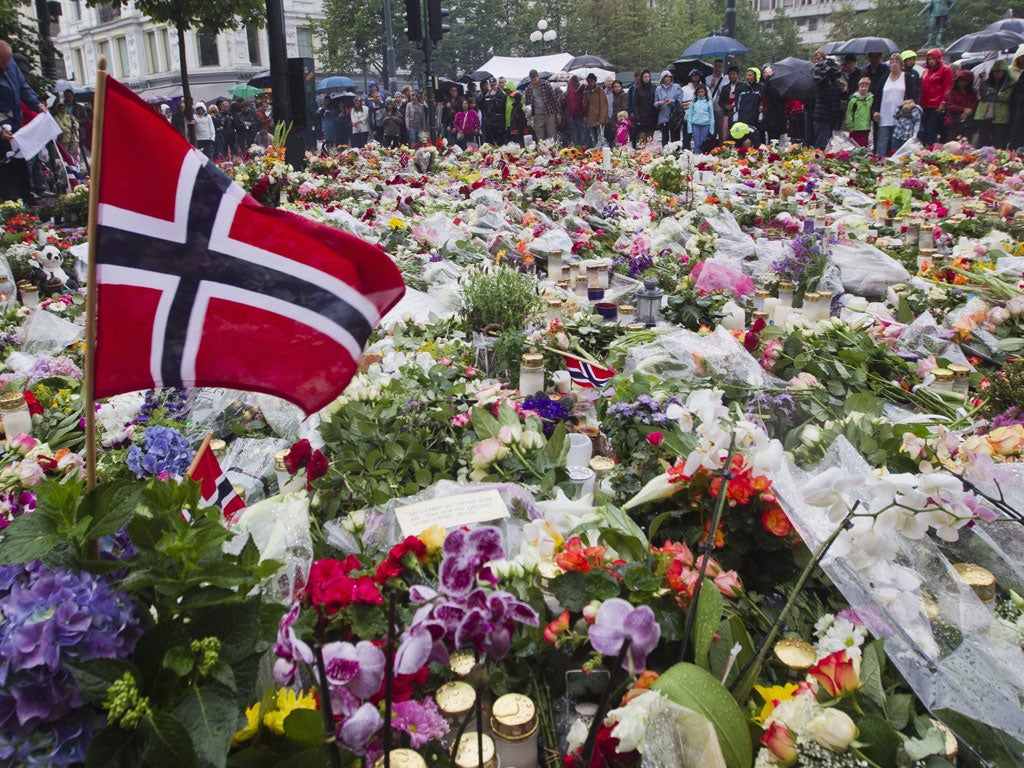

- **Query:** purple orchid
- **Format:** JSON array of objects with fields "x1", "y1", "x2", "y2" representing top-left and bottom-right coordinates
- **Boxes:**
[
  {"x1": 321, "y1": 640, "x2": 385, "y2": 700},
  {"x1": 337, "y1": 702, "x2": 383, "y2": 755},
  {"x1": 272, "y1": 603, "x2": 314, "y2": 686},
  {"x1": 588, "y1": 598, "x2": 661, "y2": 672},
  {"x1": 438, "y1": 527, "x2": 505, "y2": 595}
]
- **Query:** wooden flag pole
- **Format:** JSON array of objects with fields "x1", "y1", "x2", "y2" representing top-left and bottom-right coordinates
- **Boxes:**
[
  {"x1": 186, "y1": 432, "x2": 214, "y2": 480},
  {"x1": 83, "y1": 57, "x2": 108, "y2": 494},
  {"x1": 541, "y1": 345, "x2": 602, "y2": 366}
]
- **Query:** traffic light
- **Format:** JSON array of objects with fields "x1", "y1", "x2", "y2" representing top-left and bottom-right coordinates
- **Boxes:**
[
  {"x1": 427, "y1": 0, "x2": 450, "y2": 43},
  {"x1": 405, "y1": 0, "x2": 422, "y2": 42}
]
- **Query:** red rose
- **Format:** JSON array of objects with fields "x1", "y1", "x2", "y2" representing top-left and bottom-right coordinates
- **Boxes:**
[
  {"x1": 646, "y1": 431, "x2": 664, "y2": 447},
  {"x1": 22, "y1": 390, "x2": 42, "y2": 416},
  {"x1": 305, "y1": 449, "x2": 329, "y2": 486},
  {"x1": 284, "y1": 439, "x2": 312, "y2": 474}
]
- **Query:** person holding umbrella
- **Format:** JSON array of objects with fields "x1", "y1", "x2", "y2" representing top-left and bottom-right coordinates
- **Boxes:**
[
  {"x1": 761, "y1": 65, "x2": 787, "y2": 143},
  {"x1": 811, "y1": 58, "x2": 844, "y2": 149}
]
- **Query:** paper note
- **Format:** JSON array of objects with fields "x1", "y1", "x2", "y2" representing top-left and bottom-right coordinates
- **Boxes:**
[{"x1": 394, "y1": 489, "x2": 509, "y2": 536}]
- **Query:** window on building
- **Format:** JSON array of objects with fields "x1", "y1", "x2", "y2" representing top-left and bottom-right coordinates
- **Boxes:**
[
  {"x1": 246, "y1": 25, "x2": 261, "y2": 65},
  {"x1": 115, "y1": 36, "x2": 130, "y2": 77},
  {"x1": 97, "y1": 3, "x2": 119, "y2": 23},
  {"x1": 73, "y1": 47, "x2": 86, "y2": 81},
  {"x1": 67, "y1": 0, "x2": 81, "y2": 21},
  {"x1": 296, "y1": 27, "x2": 313, "y2": 59},
  {"x1": 197, "y1": 27, "x2": 219, "y2": 66},
  {"x1": 145, "y1": 30, "x2": 159, "y2": 72},
  {"x1": 160, "y1": 29, "x2": 172, "y2": 70},
  {"x1": 97, "y1": 39, "x2": 112, "y2": 74},
  {"x1": 807, "y1": 15, "x2": 819, "y2": 29}
]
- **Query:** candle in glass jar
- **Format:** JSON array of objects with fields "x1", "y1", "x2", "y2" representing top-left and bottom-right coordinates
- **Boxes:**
[
  {"x1": 452, "y1": 733, "x2": 497, "y2": 768},
  {"x1": 547, "y1": 252, "x2": 563, "y2": 281},
  {"x1": 491, "y1": 693, "x2": 539, "y2": 768},
  {"x1": 0, "y1": 392, "x2": 32, "y2": 445},
  {"x1": 518, "y1": 349, "x2": 545, "y2": 396}
]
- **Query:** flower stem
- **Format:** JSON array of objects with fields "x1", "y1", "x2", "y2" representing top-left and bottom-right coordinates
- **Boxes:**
[
  {"x1": 729, "y1": 504, "x2": 858, "y2": 701},
  {"x1": 578, "y1": 639, "x2": 631, "y2": 768}
]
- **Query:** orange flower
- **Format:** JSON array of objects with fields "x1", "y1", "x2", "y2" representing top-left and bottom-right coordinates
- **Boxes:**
[
  {"x1": 698, "y1": 518, "x2": 726, "y2": 548},
  {"x1": 543, "y1": 610, "x2": 570, "y2": 643},
  {"x1": 761, "y1": 505, "x2": 794, "y2": 537},
  {"x1": 809, "y1": 650, "x2": 860, "y2": 697}
]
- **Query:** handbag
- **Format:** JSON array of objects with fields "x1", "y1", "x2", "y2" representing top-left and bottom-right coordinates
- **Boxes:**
[{"x1": 668, "y1": 103, "x2": 685, "y2": 132}]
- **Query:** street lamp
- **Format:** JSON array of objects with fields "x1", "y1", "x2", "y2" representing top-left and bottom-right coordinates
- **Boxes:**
[{"x1": 529, "y1": 19, "x2": 557, "y2": 53}]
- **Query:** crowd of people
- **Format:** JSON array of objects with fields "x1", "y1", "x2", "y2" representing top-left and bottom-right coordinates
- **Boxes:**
[{"x1": 155, "y1": 95, "x2": 276, "y2": 159}]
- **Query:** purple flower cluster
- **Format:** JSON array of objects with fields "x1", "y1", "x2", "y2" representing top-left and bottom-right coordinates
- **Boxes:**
[
  {"x1": 607, "y1": 394, "x2": 683, "y2": 425},
  {"x1": 627, "y1": 252, "x2": 654, "y2": 278},
  {"x1": 395, "y1": 527, "x2": 538, "y2": 674},
  {"x1": 521, "y1": 395, "x2": 572, "y2": 436},
  {"x1": 0, "y1": 561, "x2": 142, "y2": 766},
  {"x1": 747, "y1": 391, "x2": 797, "y2": 427},
  {"x1": 987, "y1": 406, "x2": 1024, "y2": 432},
  {"x1": 0, "y1": 355, "x2": 83, "y2": 388},
  {"x1": 772, "y1": 233, "x2": 830, "y2": 286},
  {"x1": 138, "y1": 388, "x2": 189, "y2": 424},
  {"x1": 125, "y1": 425, "x2": 194, "y2": 479}
]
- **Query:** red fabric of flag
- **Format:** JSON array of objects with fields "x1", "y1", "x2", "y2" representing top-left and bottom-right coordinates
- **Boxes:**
[
  {"x1": 565, "y1": 356, "x2": 616, "y2": 389},
  {"x1": 92, "y1": 77, "x2": 405, "y2": 414},
  {"x1": 190, "y1": 444, "x2": 245, "y2": 522}
]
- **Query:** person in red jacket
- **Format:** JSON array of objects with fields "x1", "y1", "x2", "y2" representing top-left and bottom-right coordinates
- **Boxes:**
[
  {"x1": 942, "y1": 69, "x2": 978, "y2": 142},
  {"x1": 919, "y1": 48, "x2": 953, "y2": 145}
]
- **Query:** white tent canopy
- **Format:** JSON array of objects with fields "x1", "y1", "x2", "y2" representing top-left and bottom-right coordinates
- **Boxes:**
[{"x1": 475, "y1": 53, "x2": 573, "y2": 82}]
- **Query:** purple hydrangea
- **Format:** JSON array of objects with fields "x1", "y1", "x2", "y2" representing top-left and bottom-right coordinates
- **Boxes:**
[
  {"x1": 125, "y1": 425, "x2": 194, "y2": 479},
  {"x1": 0, "y1": 561, "x2": 142, "y2": 765},
  {"x1": 607, "y1": 394, "x2": 684, "y2": 425},
  {"x1": 0, "y1": 356, "x2": 83, "y2": 388}
]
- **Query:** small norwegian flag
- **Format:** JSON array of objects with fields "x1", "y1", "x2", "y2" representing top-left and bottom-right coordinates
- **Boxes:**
[
  {"x1": 565, "y1": 356, "x2": 616, "y2": 389},
  {"x1": 637, "y1": 171, "x2": 651, "y2": 183},
  {"x1": 189, "y1": 442, "x2": 245, "y2": 523}
]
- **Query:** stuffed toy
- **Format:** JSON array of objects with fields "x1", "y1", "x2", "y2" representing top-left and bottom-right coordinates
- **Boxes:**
[{"x1": 30, "y1": 245, "x2": 78, "y2": 297}]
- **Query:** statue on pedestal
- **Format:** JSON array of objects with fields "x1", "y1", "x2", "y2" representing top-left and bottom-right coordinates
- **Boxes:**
[{"x1": 918, "y1": 0, "x2": 956, "y2": 48}]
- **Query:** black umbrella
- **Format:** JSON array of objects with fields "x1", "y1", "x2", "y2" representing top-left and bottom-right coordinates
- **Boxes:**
[
  {"x1": 946, "y1": 30, "x2": 1024, "y2": 55},
  {"x1": 680, "y1": 35, "x2": 748, "y2": 58},
  {"x1": 984, "y1": 18, "x2": 1024, "y2": 35},
  {"x1": 834, "y1": 37, "x2": 899, "y2": 55},
  {"x1": 564, "y1": 54, "x2": 615, "y2": 71},
  {"x1": 767, "y1": 56, "x2": 815, "y2": 102},
  {"x1": 434, "y1": 77, "x2": 464, "y2": 98},
  {"x1": 668, "y1": 58, "x2": 713, "y2": 78},
  {"x1": 247, "y1": 69, "x2": 272, "y2": 89},
  {"x1": 459, "y1": 70, "x2": 493, "y2": 83},
  {"x1": 820, "y1": 40, "x2": 848, "y2": 55}
]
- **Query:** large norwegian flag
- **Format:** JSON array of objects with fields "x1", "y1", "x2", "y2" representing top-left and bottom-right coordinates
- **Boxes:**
[{"x1": 93, "y1": 78, "x2": 405, "y2": 414}]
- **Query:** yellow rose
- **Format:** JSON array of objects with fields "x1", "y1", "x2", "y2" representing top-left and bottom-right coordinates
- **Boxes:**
[
  {"x1": 987, "y1": 424, "x2": 1024, "y2": 457},
  {"x1": 962, "y1": 434, "x2": 995, "y2": 457},
  {"x1": 418, "y1": 524, "x2": 448, "y2": 555}
]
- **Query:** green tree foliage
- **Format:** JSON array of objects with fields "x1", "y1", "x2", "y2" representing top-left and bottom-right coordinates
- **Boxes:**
[
  {"x1": 857, "y1": 0, "x2": 1021, "y2": 51},
  {"x1": 827, "y1": 2, "x2": 870, "y2": 44},
  {"x1": 86, "y1": 0, "x2": 264, "y2": 124}
]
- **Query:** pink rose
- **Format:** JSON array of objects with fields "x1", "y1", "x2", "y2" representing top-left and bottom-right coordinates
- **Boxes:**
[{"x1": 646, "y1": 431, "x2": 664, "y2": 446}]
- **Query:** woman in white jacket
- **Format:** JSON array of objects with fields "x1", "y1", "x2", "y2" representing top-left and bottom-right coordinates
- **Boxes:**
[{"x1": 193, "y1": 102, "x2": 216, "y2": 158}]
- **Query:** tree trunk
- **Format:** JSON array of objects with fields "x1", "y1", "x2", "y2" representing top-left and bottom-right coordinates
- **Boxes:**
[{"x1": 177, "y1": 24, "x2": 197, "y2": 146}]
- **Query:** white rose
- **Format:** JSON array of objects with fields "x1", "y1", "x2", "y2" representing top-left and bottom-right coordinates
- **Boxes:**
[{"x1": 806, "y1": 708, "x2": 858, "y2": 752}]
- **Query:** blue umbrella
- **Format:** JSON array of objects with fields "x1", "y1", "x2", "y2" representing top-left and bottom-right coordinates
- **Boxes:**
[
  {"x1": 316, "y1": 75, "x2": 357, "y2": 92},
  {"x1": 680, "y1": 35, "x2": 748, "y2": 58}
]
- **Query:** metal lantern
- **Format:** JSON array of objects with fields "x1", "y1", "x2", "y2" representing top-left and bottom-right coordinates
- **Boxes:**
[{"x1": 635, "y1": 276, "x2": 663, "y2": 327}]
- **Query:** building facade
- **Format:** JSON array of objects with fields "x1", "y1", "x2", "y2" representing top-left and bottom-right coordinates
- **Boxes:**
[
  {"x1": 52, "y1": 0, "x2": 323, "y2": 101},
  {"x1": 752, "y1": 0, "x2": 874, "y2": 46}
]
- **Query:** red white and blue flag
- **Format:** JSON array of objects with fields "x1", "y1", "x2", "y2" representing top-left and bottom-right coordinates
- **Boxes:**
[
  {"x1": 92, "y1": 77, "x2": 405, "y2": 414},
  {"x1": 565, "y1": 356, "x2": 616, "y2": 389},
  {"x1": 189, "y1": 442, "x2": 245, "y2": 523}
]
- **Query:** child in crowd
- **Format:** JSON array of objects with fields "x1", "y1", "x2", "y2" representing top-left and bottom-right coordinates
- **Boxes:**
[
  {"x1": 844, "y1": 77, "x2": 873, "y2": 148},
  {"x1": 892, "y1": 99, "x2": 923, "y2": 148},
  {"x1": 686, "y1": 84, "x2": 715, "y2": 153},
  {"x1": 615, "y1": 110, "x2": 632, "y2": 146},
  {"x1": 508, "y1": 92, "x2": 528, "y2": 147}
]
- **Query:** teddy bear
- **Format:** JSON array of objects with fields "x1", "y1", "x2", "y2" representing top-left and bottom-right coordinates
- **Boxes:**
[{"x1": 30, "y1": 245, "x2": 78, "y2": 297}]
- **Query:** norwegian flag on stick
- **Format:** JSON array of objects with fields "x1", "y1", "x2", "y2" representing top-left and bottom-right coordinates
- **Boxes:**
[
  {"x1": 187, "y1": 434, "x2": 245, "y2": 523},
  {"x1": 87, "y1": 76, "x2": 405, "y2": 417},
  {"x1": 565, "y1": 355, "x2": 616, "y2": 389}
]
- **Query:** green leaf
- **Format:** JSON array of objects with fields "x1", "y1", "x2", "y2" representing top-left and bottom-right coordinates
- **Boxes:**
[
  {"x1": 85, "y1": 725, "x2": 141, "y2": 768},
  {"x1": 859, "y1": 640, "x2": 887, "y2": 709},
  {"x1": 857, "y1": 714, "x2": 901, "y2": 766},
  {"x1": 552, "y1": 569, "x2": 620, "y2": 612},
  {"x1": 282, "y1": 708, "x2": 325, "y2": 748},
  {"x1": 172, "y1": 686, "x2": 240, "y2": 768},
  {"x1": 885, "y1": 692, "x2": 913, "y2": 730},
  {"x1": 0, "y1": 510, "x2": 60, "y2": 564},
  {"x1": 900, "y1": 722, "x2": 948, "y2": 762},
  {"x1": 622, "y1": 564, "x2": 662, "y2": 593},
  {"x1": 690, "y1": 579, "x2": 723, "y2": 670},
  {"x1": 162, "y1": 646, "x2": 194, "y2": 677},
  {"x1": 470, "y1": 406, "x2": 500, "y2": 439},
  {"x1": 140, "y1": 710, "x2": 197, "y2": 768},
  {"x1": 64, "y1": 658, "x2": 138, "y2": 706},
  {"x1": 996, "y1": 337, "x2": 1024, "y2": 352},
  {"x1": 845, "y1": 391, "x2": 883, "y2": 417},
  {"x1": 709, "y1": 617, "x2": 754, "y2": 689},
  {"x1": 84, "y1": 481, "x2": 143, "y2": 540}
]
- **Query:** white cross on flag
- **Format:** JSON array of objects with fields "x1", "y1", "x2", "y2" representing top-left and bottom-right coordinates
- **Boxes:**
[{"x1": 92, "y1": 77, "x2": 405, "y2": 414}]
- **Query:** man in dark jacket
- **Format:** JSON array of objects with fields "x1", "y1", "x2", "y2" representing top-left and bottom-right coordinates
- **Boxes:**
[
  {"x1": 481, "y1": 77, "x2": 506, "y2": 145},
  {"x1": 858, "y1": 52, "x2": 890, "y2": 108},
  {"x1": 902, "y1": 51, "x2": 922, "y2": 103},
  {"x1": 812, "y1": 58, "x2": 843, "y2": 149},
  {"x1": 734, "y1": 67, "x2": 764, "y2": 133}
]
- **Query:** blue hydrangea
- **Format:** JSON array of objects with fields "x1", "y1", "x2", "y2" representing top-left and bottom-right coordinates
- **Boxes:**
[
  {"x1": 0, "y1": 561, "x2": 142, "y2": 765},
  {"x1": 125, "y1": 425, "x2": 194, "y2": 478}
]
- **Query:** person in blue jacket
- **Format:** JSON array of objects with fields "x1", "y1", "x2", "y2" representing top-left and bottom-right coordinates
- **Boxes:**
[
  {"x1": 687, "y1": 83, "x2": 715, "y2": 153},
  {"x1": 0, "y1": 40, "x2": 46, "y2": 204},
  {"x1": 654, "y1": 70, "x2": 684, "y2": 147}
]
